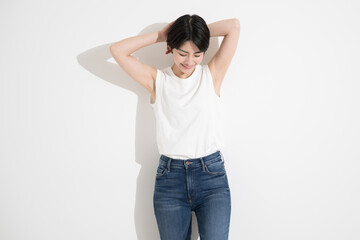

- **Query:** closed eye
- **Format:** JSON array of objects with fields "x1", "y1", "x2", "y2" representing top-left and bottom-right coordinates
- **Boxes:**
[{"x1": 179, "y1": 54, "x2": 201, "y2": 57}]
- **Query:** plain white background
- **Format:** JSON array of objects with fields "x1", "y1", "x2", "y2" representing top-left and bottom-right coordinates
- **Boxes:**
[{"x1": 1, "y1": 0, "x2": 359, "y2": 239}]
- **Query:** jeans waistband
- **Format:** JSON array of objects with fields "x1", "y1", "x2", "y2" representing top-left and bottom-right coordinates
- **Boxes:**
[{"x1": 159, "y1": 150, "x2": 224, "y2": 170}]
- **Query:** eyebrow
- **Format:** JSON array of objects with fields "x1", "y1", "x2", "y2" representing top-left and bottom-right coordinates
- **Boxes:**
[{"x1": 177, "y1": 48, "x2": 202, "y2": 54}]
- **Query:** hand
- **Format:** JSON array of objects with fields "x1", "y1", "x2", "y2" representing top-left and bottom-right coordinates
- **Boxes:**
[{"x1": 158, "y1": 20, "x2": 175, "y2": 43}]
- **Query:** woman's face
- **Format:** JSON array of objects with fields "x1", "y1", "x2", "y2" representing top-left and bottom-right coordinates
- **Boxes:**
[{"x1": 170, "y1": 41, "x2": 204, "y2": 77}]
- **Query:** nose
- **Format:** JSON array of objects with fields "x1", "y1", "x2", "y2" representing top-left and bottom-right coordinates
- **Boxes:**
[{"x1": 184, "y1": 55, "x2": 195, "y2": 64}]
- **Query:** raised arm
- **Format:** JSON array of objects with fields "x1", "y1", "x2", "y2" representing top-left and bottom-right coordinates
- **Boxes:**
[
  {"x1": 109, "y1": 23, "x2": 172, "y2": 94},
  {"x1": 109, "y1": 31, "x2": 159, "y2": 94},
  {"x1": 207, "y1": 18, "x2": 240, "y2": 91}
]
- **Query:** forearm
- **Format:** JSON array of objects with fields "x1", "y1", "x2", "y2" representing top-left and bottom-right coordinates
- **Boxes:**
[
  {"x1": 110, "y1": 31, "x2": 161, "y2": 56},
  {"x1": 208, "y1": 18, "x2": 240, "y2": 37}
]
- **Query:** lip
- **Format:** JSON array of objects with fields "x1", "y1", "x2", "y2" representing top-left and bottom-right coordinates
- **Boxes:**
[{"x1": 181, "y1": 64, "x2": 194, "y2": 69}]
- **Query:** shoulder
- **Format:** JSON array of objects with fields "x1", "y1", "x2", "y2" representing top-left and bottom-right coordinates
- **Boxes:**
[
  {"x1": 156, "y1": 67, "x2": 170, "y2": 82},
  {"x1": 200, "y1": 64, "x2": 215, "y2": 81},
  {"x1": 202, "y1": 63, "x2": 221, "y2": 98},
  {"x1": 150, "y1": 67, "x2": 167, "y2": 103}
]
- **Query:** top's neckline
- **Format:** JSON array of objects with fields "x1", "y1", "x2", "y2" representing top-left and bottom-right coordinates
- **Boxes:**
[{"x1": 169, "y1": 64, "x2": 201, "y2": 80}]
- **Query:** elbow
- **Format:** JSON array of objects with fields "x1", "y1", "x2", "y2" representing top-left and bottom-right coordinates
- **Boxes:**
[
  {"x1": 109, "y1": 44, "x2": 124, "y2": 58},
  {"x1": 109, "y1": 44, "x2": 115, "y2": 56},
  {"x1": 232, "y1": 18, "x2": 240, "y2": 31},
  {"x1": 109, "y1": 44, "x2": 127, "y2": 64},
  {"x1": 109, "y1": 44, "x2": 117, "y2": 54}
]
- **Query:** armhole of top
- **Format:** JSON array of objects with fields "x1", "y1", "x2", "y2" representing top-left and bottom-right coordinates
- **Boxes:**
[
  {"x1": 205, "y1": 65, "x2": 221, "y2": 100},
  {"x1": 150, "y1": 69, "x2": 161, "y2": 106}
]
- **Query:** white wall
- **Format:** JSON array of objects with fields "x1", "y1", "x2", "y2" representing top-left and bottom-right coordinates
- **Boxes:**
[{"x1": 1, "y1": 0, "x2": 359, "y2": 239}]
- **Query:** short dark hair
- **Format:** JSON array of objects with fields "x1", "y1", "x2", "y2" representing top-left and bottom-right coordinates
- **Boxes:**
[{"x1": 167, "y1": 14, "x2": 210, "y2": 53}]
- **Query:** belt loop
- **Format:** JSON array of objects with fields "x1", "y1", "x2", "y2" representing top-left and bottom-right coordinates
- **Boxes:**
[
  {"x1": 200, "y1": 157, "x2": 205, "y2": 172},
  {"x1": 219, "y1": 151, "x2": 225, "y2": 163},
  {"x1": 167, "y1": 158, "x2": 172, "y2": 172}
]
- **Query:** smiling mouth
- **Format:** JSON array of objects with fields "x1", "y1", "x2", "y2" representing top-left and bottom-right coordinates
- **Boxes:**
[{"x1": 181, "y1": 64, "x2": 194, "y2": 69}]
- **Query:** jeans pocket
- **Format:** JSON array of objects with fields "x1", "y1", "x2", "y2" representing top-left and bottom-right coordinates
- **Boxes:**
[
  {"x1": 205, "y1": 158, "x2": 226, "y2": 175},
  {"x1": 156, "y1": 161, "x2": 168, "y2": 178}
]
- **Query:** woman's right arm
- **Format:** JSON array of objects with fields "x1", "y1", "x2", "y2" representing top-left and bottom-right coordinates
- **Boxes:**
[{"x1": 109, "y1": 31, "x2": 161, "y2": 94}]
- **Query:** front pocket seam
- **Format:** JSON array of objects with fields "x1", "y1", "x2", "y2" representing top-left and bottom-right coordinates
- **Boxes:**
[
  {"x1": 156, "y1": 167, "x2": 168, "y2": 177},
  {"x1": 204, "y1": 164, "x2": 226, "y2": 175}
]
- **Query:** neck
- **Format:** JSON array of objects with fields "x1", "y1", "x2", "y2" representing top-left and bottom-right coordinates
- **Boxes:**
[{"x1": 172, "y1": 64, "x2": 197, "y2": 79}]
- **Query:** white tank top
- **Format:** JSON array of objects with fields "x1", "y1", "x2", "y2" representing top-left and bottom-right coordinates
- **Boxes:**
[{"x1": 150, "y1": 64, "x2": 224, "y2": 160}]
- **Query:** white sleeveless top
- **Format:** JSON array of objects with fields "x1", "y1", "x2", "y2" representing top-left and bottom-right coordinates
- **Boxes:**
[{"x1": 150, "y1": 64, "x2": 224, "y2": 160}]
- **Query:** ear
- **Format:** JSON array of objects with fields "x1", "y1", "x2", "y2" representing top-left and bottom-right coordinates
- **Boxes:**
[{"x1": 166, "y1": 45, "x2": 172, "y2": 54}]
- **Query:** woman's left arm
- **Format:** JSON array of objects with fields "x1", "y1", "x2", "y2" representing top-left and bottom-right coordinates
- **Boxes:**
[{"x1": 207, "y1": 18, "x2": 240, "y2": 85}]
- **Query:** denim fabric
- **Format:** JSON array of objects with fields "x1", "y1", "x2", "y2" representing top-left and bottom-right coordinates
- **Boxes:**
[{"x1": 153, "y1": 150, "x2": 231, "y2": 240}]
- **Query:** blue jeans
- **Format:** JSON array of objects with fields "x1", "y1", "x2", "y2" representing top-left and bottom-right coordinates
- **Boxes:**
[{"x1": 153, "y1": 150, "x2": 231, "y2": 240}]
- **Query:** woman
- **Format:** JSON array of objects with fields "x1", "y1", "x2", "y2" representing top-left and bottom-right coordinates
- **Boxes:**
[{"x1": 110, "y1": 14, "x2": 240, "y2": 240}]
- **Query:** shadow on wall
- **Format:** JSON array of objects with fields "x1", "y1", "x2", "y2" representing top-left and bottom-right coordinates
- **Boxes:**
[{"x1": 77, "y1": 22, "x2": 219, "y2": 240}]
